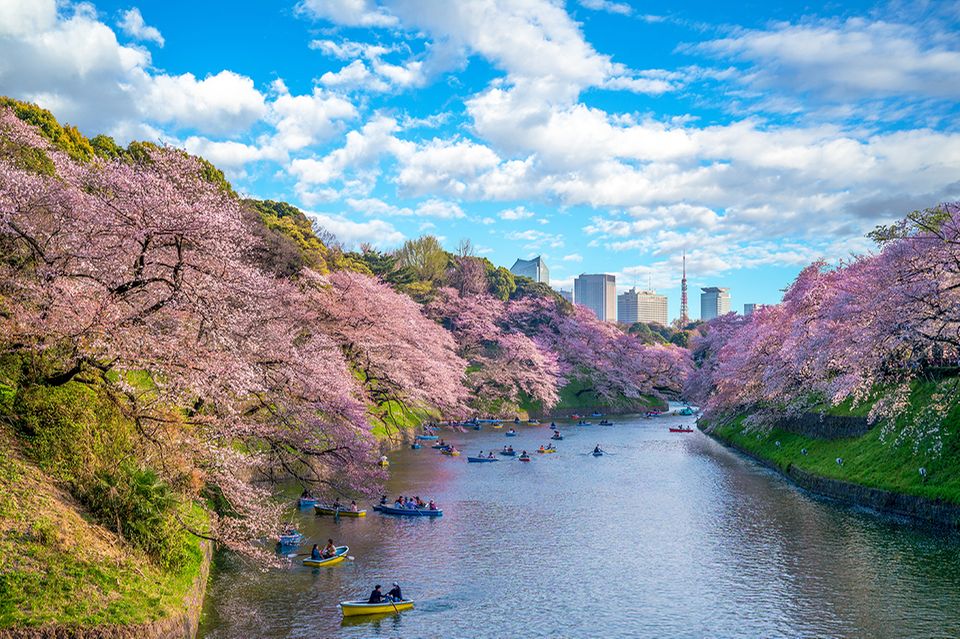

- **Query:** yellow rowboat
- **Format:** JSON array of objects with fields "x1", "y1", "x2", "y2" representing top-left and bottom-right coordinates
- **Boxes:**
[
  {"x1": 536, "y1": 448, "x2": 557, "y2": 454},
  {"x1": 314, "y1": 505, "x2": 367, "y2": 517},
  {"x1": 302, "y1": 545, "x2": 349, "y2": 567},
  {"x1": 441, "y1": 449, "x2": 460, "y2": 456},
  {"x1": 339, "y1": 599, "x2": 414, "y2": 617}
]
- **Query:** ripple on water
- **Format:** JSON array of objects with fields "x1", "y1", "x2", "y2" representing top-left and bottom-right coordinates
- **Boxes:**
[{"x1": 199, "y1": 411, "x2": 960, "y2": 639}]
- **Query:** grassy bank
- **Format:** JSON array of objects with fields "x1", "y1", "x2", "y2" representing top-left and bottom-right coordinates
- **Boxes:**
[
  {"x1": 521, "y1": 378, "x2": 666, "y2": 417},
  {"x1": 708, "y1": 382, "x2": 960, "y2": 506},
  {"x1": 0, "y1": 426, "x2": 207, "y2": 628}
]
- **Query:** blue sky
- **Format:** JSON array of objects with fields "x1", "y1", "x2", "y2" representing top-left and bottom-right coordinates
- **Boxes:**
[{"x1": 2, "y1": 0, "x2": 959, "y2": 320}]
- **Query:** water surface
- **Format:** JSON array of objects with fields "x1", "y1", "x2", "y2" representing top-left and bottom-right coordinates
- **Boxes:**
[{"x1": 199, "y1": 410, "x2": 960, "y2": 638}]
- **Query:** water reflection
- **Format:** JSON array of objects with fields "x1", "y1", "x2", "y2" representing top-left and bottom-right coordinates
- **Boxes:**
[{"x1": 199, "y1": 412, "x2": 960, "y2": 638}]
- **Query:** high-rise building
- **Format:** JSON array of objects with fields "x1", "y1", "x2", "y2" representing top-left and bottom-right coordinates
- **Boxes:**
[
  {"x1": 574, "y1": 273, "x2": 616, "y2": 322},
  {"x1": 680, "y1": 252, "x2": 689, "y2": 325},
  {"x1": 618, "y1": 288, "x2": 668, "y2": 325},
  {"x1": 701, "y1": 287, "x2": 731, "y2": 321},
  {"x1": 558, "y1": 289, "x2": 574, "y2": 303},
  {"x1": 744, "y1": 303, "x2": 757, "y2": 316},
  {"x1": 510, "y1": 256, "x2": 549, "y2": 284}
]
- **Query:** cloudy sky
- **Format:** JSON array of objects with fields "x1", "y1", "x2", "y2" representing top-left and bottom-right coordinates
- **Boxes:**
[{"x1": 2, "y1": 0, "x2": 959, "y2": 318}]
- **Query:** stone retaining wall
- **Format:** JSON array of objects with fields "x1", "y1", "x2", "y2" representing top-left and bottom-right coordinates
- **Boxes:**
[
  {"x1": 710, "y1": 432, "x2": 960, "y2": 529},
  {"x1": 0, "y1": 541, "x2": 212, "y2": 639},
  {"x1": 773, "y1": 412, "x2": 871, "y2": 439}
]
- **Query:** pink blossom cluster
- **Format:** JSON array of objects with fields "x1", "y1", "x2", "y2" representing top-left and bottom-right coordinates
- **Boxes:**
[{"x1": 687, "y1": 203, "x2": 960, "y2": 438}]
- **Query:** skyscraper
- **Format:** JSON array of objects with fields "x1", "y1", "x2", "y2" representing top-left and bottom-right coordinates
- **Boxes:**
[
  {"x1": 701, "y1": 287, "x2": 731, "y2": 321},
  {"x1": 574, "y1": 273, "x2": 616, "y2": 322},
  {"x1": 618, "y1": 288, "x2": 668, "y2": 325},
  {"x1": 680, "y1": 252, "x2": 689, "y2": 325},
  {"x1": 509, "y1": 256, "x2": 549, "y2": 284},
  {"x1": 744, "y1": 303, "x2": 757, "y2": 316}
]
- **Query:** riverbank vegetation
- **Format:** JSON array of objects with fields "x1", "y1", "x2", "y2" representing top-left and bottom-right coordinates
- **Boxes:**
[
  {"x1": 0, "y1": 92, "x2": 688, "y2": 602},
  {"x1": 708, "y1": 380, "x2": 960, "y2": 505},
  {"x1": 688, "y1": 202, "x2": 960, "y2": 459}
]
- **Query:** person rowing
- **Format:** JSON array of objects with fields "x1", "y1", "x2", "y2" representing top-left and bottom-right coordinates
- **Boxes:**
[
  {"x1": 594, "y1": 444, "x2": 602, "y2": 454},
  {"x1": 321, "y1": 538, "x2": 336, "y2": 558},
  {"x1": 387, "y1": 582, "x2": 403, "y2": 602}
]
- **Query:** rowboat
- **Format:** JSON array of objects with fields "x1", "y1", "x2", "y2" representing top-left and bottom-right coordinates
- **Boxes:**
[
  {"x1": 431, "y1": 444, "x2": 450, "y2": 450},
  {"x1": 669, "y1": 427, "x2": 694, "y2": 433},
  {"x1": 472, "y1": 424, "x2": 482, "y2": 430},
  {"x1": 592, "y1": 451, "x2": 604, "y2": 457},
  {"x1": 302, "y1": 545, "x2": 349, "y2": 567},
  {"x1": 339, "y1": 599, "x2": 414, "y2": 617},
  {"x1": 373, "y1": 504, "x2": 443, "y2": 517},
  {"x1": 467, "y1": 456, "x2": 499, "y2": 463},
  {"x1": 377, "y1": 458, "x2": 390, "y2": 467},
  {"x1": 577, "y1": 421, "x2": 592, "y2": 426},
  {"x1": 410, "y1": 443, "x2": 421, "y2": 449},
  {"x1": 505, "y1": 431, "x2": 517, "y2": 437},
  {"x1": 551, "y1": 435, "x2": 563, "y2": 441},
  {"x1": 591, "y1": 412, "x2": 603, "y2": 417},
  {"x1": 527, "y1": 419, "x2": 540, "y2": 424},
  {"x1": 536, "y1": 447, "x2": 557, "y2": 454},
  {"x1": 518, "y1": 455, "x2": 531, "y2": 462},
  {"x1": 298, "y1": 497, "x2": 318, "y2": 508},
  {"x1": 441, "y1": 449, "x2": 460, "y2": 456},
  {"x1": 416, "y1": 434, "x2": 439, "y2": 441},
  {"x1": 315, "y1": 505, "x2": 367, "y2": 517},
  {"x1": 549, "y1": 423, "x2": 557, "y2": 430},
  {"x1": 499, "y1": 450, "x2": 517, "y2": 456},
  {"x1": 278, "y1": 532, "x2": 304, "y2": 546},
  {"x1": 599, "y1": 420, "x2": 614, "y2": 426}
]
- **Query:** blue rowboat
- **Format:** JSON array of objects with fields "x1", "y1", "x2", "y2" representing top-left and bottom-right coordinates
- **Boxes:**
[
  {"x1": 591, "y1": 412, "x2": 603, "y2": 418},
  {"x1": 416, "y1": 434, "x2": 439, "y2": 441},
  {"x1": 431, "y1": 444, "x2": 450, "y2": 450},
  {"x1": 499, "y1": 450, "x2": 517, "y2": 456},
  {"x1": 592, "y1": 450, "x2": 604, "y2": 457},
  {"x1": 551, "y1": 435, "x2": 563, "y2": 441},
  {"x1": 472, "y1": 424, "x2": 482, "y2": 430},
  {"x1": 411, "y1": 443, "x2": 422, "y2": 449},
  {"x1": 467, "y1": 456, "x2": 499, "y2": 463},
  {"x1": 278, "y1": 532, "x2": 304, "y2": 546},
  {"x1": 373, "y1": 504, "x2": 443, "y2": 517},
  {"x1": 298, "y1": 497, "x2": 318, "y2": 508},
  {"x1": 505, "y1": 431, "x2": 517, "y2": 437}
]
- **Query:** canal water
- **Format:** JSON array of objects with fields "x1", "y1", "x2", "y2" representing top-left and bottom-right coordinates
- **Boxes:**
[{"x1": 198, "y1": 410, "x2": 960, "y2": 638}]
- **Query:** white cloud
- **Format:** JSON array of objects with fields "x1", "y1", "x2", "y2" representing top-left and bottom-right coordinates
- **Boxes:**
[
  {"x1": 296, "y1": 0, "x2": 398, "y2": 27},
  {"x1": 346, "y1": 196, "x2": 465, "y2": 218},
  {"x1": 306, "y1": 211, "x2": 405, "y2": 249},
  {"x1": 579, "y1": 0, "x2": 632, "y2": 16},
  {"x1": 309, "y1": 38, "x2": 394, "y2": 60},
  {"x1": 143, "y1": 71, "x2": 267, "y2": 135},
  {"x1": 504, "y1": 229, "x2": 564, "y2": 249},
  {"x1": 289, "y1": 115, "x2": 409, "y2": 185},
  {"x1": 499, "y1": 205, "x2": 535, "y2": 220},
  {"x1": 693, "y1": 18, "x2": 960, "y2": 101},
  {"x1": 0, "y1": 0, "x2": 56, "y2": 38},
  {"x1": 562, "y1": 253, "x2": 583, "y2": 262},
  {"x1": 118, "y1": 8, "x2": 164, "y2": 46},
  {"x1": 269, "y1": 86, "x2": 357, "y2": 151}
]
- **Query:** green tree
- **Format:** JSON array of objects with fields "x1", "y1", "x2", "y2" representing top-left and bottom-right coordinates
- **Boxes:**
[{"x1": 396, "y1": 235, "x2": 449, "y2": 283}]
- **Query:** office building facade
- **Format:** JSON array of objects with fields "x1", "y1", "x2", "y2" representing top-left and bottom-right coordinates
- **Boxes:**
[
  {"x1": 618, "y1": 288, "x2": 668, "y2": 325},
  {"x1": 574, "y1": 273, "x2": 616, "y2": 322},
  {"x1": 510, "y1": 256, "x2": 549, "y2": 285},
  {"x1": 701, "y1": 287, "x2": 731, "y2": 321}
]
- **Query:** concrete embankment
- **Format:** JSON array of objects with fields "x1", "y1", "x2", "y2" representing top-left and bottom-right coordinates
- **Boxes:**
[{"x1": 705, "y1": 418, "x2": 960, "y2": 529}]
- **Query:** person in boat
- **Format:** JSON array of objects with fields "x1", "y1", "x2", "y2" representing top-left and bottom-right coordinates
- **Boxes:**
[
  {"x1": 428, "y1": 499, "x2": 437, "y2": 510},
  {"x1": 350, "y1": 500, "x2": 358, "y2": 512},
  {"x1": 507, "y1": 445, "x2": 514, "y2": 453},
  {"x1": 416, "y1": 496, "x2": 425, "y2": 507},
  {"x1": 332, "y1": 497, "x2": 342, "y2": 510},
  {"x1": 387, "y1": 582, "x2": 403, "y2": 602},
  {"x1": 380, "y1": 495, "x2": 388, "y2": 505},
  {"x1": 438, "y1": 438, "x2": 446, "y2": 446},
  {"x1": 407, "y1": 498, "x2": 417, "y2": 510},
  {"x1": 300, "y1": 488, "x2": 312, "y2": 499},
  {"x1": 487, "y1": 451, "x2": 495, "y2": 459},
  {"x1": 593, "y1": 444, "x2": 602, "y2": 454},
  {"x1": 321, "y1": 538, "x2": 336, "y2": 558},
  {"x1": 368, "y1": 585, "x2": 384, "y2": 604},
  {"x1": 394, "y1": 496, "x2": 404, "y2": 508},
  {"x1": 310, "y1": 544, "x2": 321, "y2": 560},
  {"x1": 538, "y1": 445, "x2": 545, "y2": 453}
]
